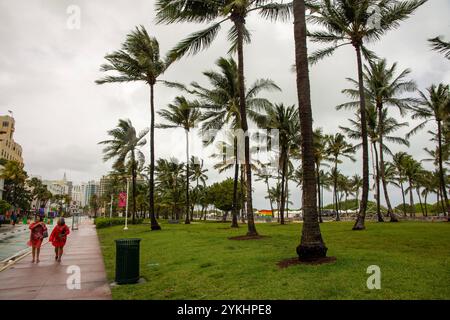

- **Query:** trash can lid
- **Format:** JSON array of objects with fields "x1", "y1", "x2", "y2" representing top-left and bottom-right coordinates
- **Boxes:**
[{"x1": 115, "y1": 238, "x2": 141, "y2": 243}]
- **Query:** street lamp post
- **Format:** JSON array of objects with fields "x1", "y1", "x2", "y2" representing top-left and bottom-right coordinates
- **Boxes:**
[{"x1": 124, "y1": 178, "x2": 129, "y2": 230}]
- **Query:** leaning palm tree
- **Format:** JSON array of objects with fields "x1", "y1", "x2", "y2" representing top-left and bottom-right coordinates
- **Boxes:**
[
  {"x1": 325, "y1": 133, "x2": 355, "y2": 221},
  {"x1": 338, "y1": 58, "x2": 417, "y2": 222},
  {"x1": 155, "y1": 0, "x2": 291, "y2": 237},
  {"x1": 293, "y1": 0, "x2": 328, "y2": 260},
  {"x1": 429, "y1": 36, "x2": 450, "y2": 60},
  {"x1": 408, "y1": 84, "x2": 450, "y2": 217},
  {"x1": 157, "y1": 96, "x2": 202, "y2": 224},
  {"x1": 96, "y1": 25, "x2": 170, "y2": 230},
  {"x1": 99, "y1": 119, "x2": 148, "y2": 224},
  {"x1": 309, "y1": 0, "x2": 427, "y2": 230}
]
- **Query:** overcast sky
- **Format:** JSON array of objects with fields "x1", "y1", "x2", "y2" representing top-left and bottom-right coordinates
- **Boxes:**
[{"x1": 0, "y1": 0, "x2": 449, "y2": 209}]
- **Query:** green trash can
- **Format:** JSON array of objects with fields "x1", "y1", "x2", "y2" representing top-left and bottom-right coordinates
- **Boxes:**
[{"x1": 115, "y1": 238, "x2": 141, "y2": 284}]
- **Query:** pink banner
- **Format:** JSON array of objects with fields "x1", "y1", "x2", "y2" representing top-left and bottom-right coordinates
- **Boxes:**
[{"x1": 118, "y1": 192, "x2": 127, "y2": 208}]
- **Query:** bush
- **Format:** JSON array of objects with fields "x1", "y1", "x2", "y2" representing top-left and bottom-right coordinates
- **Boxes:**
[{"x1": 94, "y1": 217, "x2": 143, "y2": 229}]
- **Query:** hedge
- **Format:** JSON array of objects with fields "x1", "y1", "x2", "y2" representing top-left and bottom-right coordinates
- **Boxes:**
[{"x1": 94, "y1": 217, "x2": 144, "y2": 229}]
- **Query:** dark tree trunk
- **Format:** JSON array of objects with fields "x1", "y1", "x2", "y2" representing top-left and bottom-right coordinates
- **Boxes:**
[
  {"x1": 234, "y1": 17, "x2": 257, "y2": 236},
  {"x1": 437, "y1": 121, "x2": 449, "y2": 216},
  {"x1": 131, "y1": 158, "x2": 137, "y2": 225},
  {"x1": 279, "y1": 149, "x2": 287, "y2": 225},
  {"x1": 400, "y1": 180, "x2": 407, "y2": 216},
  {"x1": 294, "y1": 0, "x2": 327, "y2": 260},
  {"x1": 373, "y1": 142, "x2": 384, "y2": 222},
  {"x1": 352, "y1": 44, "x2": 370, "y2": 230},
  {"x1": 416, "y1": 188, "x2": 424, "y2": 216},
  {"x1": 409, "y1": 180, "x2": 415, "y2": 217},
  {"x1": 377, "y1": 103, "x2": 398, "y2": 222},
  {"x1": 231, "y1": 140, "x2": 239, "y2": 228},
  {"x1": 424, "y1": 193, "x2": 428, "y2": 217},
  {"x1": 333, "y1": 161, "x2": 340, "y2": 221},
  {"x1": 316, "y1": 166, "x2": 323, "y2": 223},
  {"x1": 265, "y1": 178, "x2": 275, "y2": 219},
  {"x1": 149, "y1": 84, "x2": 161, "y2": 230},
  {"x1": 185, "y1": 130, "x2": 190, "y2": 225}
]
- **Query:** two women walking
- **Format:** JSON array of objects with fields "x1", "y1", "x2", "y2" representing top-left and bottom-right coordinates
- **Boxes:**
[{"x1": 28, "y1": 216, "x2": 70, "y2": 263}]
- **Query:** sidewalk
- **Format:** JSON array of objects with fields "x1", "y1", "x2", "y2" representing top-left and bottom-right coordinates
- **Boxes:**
[{"x1": 0, "y1": 218, "x2": 112, "y2": 300}]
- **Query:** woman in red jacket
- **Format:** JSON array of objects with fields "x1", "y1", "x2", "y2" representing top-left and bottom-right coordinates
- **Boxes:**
[
  {"x1": 49, "y1": 217, "x2": 70, "y2": 262},
  {"x1": 28, "y1": 215, "x2": 47, "y2": 263}
]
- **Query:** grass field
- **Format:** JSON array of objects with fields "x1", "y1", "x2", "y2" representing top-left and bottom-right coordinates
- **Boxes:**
[{"x1": 97, "y1": 220, "x2": 450, "y2": 300}]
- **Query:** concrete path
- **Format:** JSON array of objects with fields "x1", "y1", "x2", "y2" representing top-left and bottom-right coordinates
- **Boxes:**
[{"x1": 0, "y1": 218, "x2": 111, "y2": 300}]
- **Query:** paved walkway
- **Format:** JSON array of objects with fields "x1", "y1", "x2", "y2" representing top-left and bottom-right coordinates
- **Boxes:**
[{"x1": 0, "y1": 218, "x2": 111, "y2": 300}]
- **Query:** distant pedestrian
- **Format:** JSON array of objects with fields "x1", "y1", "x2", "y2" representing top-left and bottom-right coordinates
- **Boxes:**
[
  {"x1": 28, "y1": 215, "x2": 48, "y2": 263},
  {"x1": 49, "y1": 217, "x2": 70, "y2": 262},
  {"x1": 11, "y1": 212, "x2": 17, "y2": 226}
]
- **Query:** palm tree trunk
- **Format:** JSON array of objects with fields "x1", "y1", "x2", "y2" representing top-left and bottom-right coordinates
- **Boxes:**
[
  {"x1": 286, "y1": 173, "x2": 290, "y2": 219},
  {"x1": 131, "y1": 158, "x2": 137, "y2": 225},
  {"x1": 279, "y1": 150, "x2": 287, "y2": 225},
  {"x1": 185, "y1": 130, "x2": 190, "y2": 225},
  {"x1": 231, "y1": 153, "x2": 239, "y2": 228},
  {"x1": 400, "y1": 179, "x2": 407, "y2": 216},
  {"x1": 424, "y1": 192, "x2": 428, "y2": 217},
  {"x1": 234, "y1": 17, "x2": 257, "y2": 236},
  {"x1": 409, "y1": 180, "x2": 415, "y2": 217},
  {"x1": 373, "y1": 142, "x2": 384, "y2": 222},
  {"x1": 334, "y1": 161, "x2": 340, "y2": 221},
  {"x1": 294, "y1": 0, "x2": 327, "y2": 260},
  {"x1": 265, "y1": 178, "x2": 275, "y2": 219},
  {"x1": 352, "y1": 44, "x2": 369, "y2": 230},
  {"x1": 437, "y1": 121, "x2": 449, "y2": 217},
  {"x1": 149, "y1": 84, "x2": 161, "y2": 230},
  {"x1": 240, "y1": 166, "x2": 246, "y2": 224},
  {"x1": 416, "y1": 188, "x2": 424, "y2": 216},
  {"x1": 377, "y1": 103, "x2": 398, "y2": 222},
  {"x1": 316, "y1": 166, "x2": 323, "y2": 223}
]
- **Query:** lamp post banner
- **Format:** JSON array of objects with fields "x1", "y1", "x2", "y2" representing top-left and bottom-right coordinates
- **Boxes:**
[{"x1": 118, "y1": 192, "x2": 127, "y2": 208}]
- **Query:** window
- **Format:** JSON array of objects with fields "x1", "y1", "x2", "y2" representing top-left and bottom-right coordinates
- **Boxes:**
[{"x1": 2, "y1": 121, "x2": 8, "y2": 127}]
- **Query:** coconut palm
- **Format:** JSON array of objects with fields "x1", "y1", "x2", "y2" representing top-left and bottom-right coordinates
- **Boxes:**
[
  {"x1": 96, "y1": 26, "x2": 171, "y2": 230},
  {"x1": 256, "y1": 162, "x2": 276, "y2": 219},
  {"x1": 156, "y1": 0, "x2": 293, "y2": 236},
  {"x1": 325, "y1": 133, "x2": 355, "y2": 221},
  {"x1": 341, "y1": 105, "x2": 408, "y2": 221},
  {"x1": 254, "y1": 104, "x2": 300, "y2": 225},
  {"x1": 192, "y1": 56, "x2": 279, "y2": 227},
  {"x1": 293, "y1": 0, "x2": 328, "y2": 260},
  {"x1": 408, "y1": 84, "x2": 450, "y2": 216},
  {"x1": 429, "y1": 36, "x2": 450, "y2": 60},
  {"x1": 391, "y1": 152, "x2": 409, "y2": 216},
  {"x1": 99, "y1": 119, "x2": 148, "y2": 224},
  {"x1": 402, "y1": 154, "x2": 424, "y2": 217},
  {"x1": 313, "y1": 128, "x2": 331, "y2": 222},
  {"x1": 308, "y1": 0, "x2": 427, "y2": 230},
  {"x1": 351, "y1": 174, "x2": 363, "y2": 211},
  {"x1": 338, "y1": 59, "x2": 417, "y2": 221},
  {"x1": 157, "y1": 96, "x2": 202, "y2": 224}
]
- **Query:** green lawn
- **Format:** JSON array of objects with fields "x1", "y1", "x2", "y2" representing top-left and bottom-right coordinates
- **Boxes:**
[{"x1": 97, "y1": 220, "x2": 450, "y2": 300}]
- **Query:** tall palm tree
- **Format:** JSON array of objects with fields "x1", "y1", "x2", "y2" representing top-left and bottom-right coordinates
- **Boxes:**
[
  {"x1": 155, "y1": 158, "x2": 185, "y2": 220},
  {"x1": 408, "y1": 84, "x2": 450, "y2": 217},
  {"x1": 341, "y1": 105, "x2": 408, "y2": 221},
  {"x1": 403, "y1": 155, "x2": 424, "y2": 217},
  {"x1": 96, "y1": 25, "x2": 169, "y2": 230},
  {"x1": 325, "y1": 133, "x2": 355, "y2": 221},
  {"x1": 294, "y1": 0, "x2": 328, "y2": 260},
  {"x1": 255, "y1": 162, "x2": 276, "y2": 219},
  {"x1": 338, "y1": 58, "x2": 417, "y2": 222},
  {"x1": 391, "y1": 152, "x2": 409, "y2": 216},
  {"x1": 313, "y1": 128, "x2": 331, "y2": 223},
  {"x1": 155, "y1": 0, "x2": 291, "y2": 236},
  {"x1": 189, "y1": 156, "x2": 208, "y2": 220},
  {"x1": 309, "y1": 0, "x2": 427, "y2": 229},
  {"x1": 429, "y1": 36, "x2": 450, "y2": 60},
  {"x1": 157, "y1": 96, "x2": 202, "y2": 224},
  {"x1": 254, "y1": 104, "x2": 300, "y2": 225},
  {"x1": 99, "y1": 119, "x2": 148, "y2": 224},
  {"x1": 193, "y1": 56, "x2": 279, "y2": 231},
  {"x1": 351, "y1": 174, "x2": 363, "y2": 212}
]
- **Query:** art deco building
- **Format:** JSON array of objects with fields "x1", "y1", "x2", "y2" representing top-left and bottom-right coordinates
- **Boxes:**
[{"x1": 0, "y1": 115, "x2": 23, "y2": 164}]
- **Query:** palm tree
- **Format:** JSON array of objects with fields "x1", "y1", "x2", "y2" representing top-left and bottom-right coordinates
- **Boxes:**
[
  {"x1": 325, "y1": 133, "x2": 355, "y2": 221},
  {"x1": 391, "y1": 152, "x2": 409, "y2": 216},
  {"x1": 96, "y1": 25, "x2": 168, "y2": 231},
  {"x1": 341, "y1": 105, "x2": 408, "y2": 221},
  {"x1": 193, "y1": 56, "x2": 279, "y2": 231},
  {"x1": 255, "y1": 162, "x2": 276, "y2": 219},
  {"x1": 293, "y1": 0, "x2": 328, "y2": 260},
  {"x1": 99, "y1": 119, "x2": 148, "y2": 224},
  {"x1": 401, "y1": 154, "x2": 424, "y2": 217},
  {"x1": 338, "y1": 59, "x2": 417, "y2": 222},
  {"x1": 155, "y1": 158, "x2": 185, "y2": 220},
  {"x1": 155, "y1": 0, "x2": 290, "y2": 237},
  {"x1": 351, "y1": 174, "x2": 363, "y2": 212},
  {"x1": 254, "y1": 104, "x2": 300, "y2": 225},
  {"x1": 429, "y1": 36, "x2": 450, "y2": 60},
  {"x1": 312, "y1": 128, "x2": 331, "y2": 223},
  {"x1": 158, "y1": 96, "x2": 202, "y2": 224},
  {"x1": 408, "y1": 84, "x2": 450, "y2": 217},
  {"x1": 189, "y1": 156, "x2": 208, "y2": 220},
  {"x1": 309, "y1": 0, "x2": 427, "y2": 230}
]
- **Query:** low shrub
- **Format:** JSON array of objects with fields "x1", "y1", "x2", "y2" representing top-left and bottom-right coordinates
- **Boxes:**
[{"x1": 94, "y1": 217, "x2": 143, "y2": 229}]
